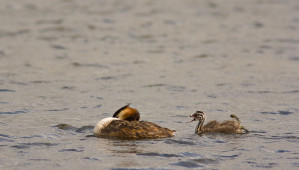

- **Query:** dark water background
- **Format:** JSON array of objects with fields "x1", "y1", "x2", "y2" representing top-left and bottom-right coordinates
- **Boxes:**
[{"x1": 1, "y1": 0, "x2": 298, "y2": 169}]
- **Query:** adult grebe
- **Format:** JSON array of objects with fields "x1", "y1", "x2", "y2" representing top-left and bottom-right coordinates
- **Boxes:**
[
  {"x1": 190, "y1": 111, "x2": 249, "y2": 135},
  {"x1": 94, "y1": 105, "x2": 175, "y2": 139}
]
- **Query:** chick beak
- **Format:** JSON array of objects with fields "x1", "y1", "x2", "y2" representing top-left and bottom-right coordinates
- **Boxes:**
[{"x1": 189, "y1": 114, "x2": 196, "y2": 122}]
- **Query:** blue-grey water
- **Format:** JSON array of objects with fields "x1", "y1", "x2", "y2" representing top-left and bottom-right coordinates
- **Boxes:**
[{"x1": 0, "y1": 0, "x2": 298, "y2": 169}]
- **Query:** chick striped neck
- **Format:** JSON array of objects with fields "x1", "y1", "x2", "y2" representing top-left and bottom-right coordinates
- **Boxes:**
[{"x1": 195, "y1": 116, "x2": 205, "y2": 134}]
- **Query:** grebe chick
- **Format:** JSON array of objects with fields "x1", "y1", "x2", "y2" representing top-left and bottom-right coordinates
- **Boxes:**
[
  {"x1": 94, "y1": 105, "x2": 175, "y2": 139},
  {"x1": 190, "y1": 111, "x2": 249, "y2": 135}
]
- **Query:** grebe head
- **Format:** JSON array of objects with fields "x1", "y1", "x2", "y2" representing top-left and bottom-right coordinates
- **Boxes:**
[
  {"x1": 189, "y1": 111, "x2": 205, "y2": 122},
  {"x1": 190, "y1": 111, "x2": 206, "y2": 134},
  {"x1": 112, "y1": 104, "x2": 140, "y2": 121}
]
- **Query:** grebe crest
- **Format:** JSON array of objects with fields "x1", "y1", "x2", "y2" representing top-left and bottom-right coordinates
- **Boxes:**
[
  {"x1": 112, "y1": 104, "x2": 140, "y2": 121},
  {"x1": 189, "y1": 111, "x2": 249, "y2": 134},
  {"x1": 94, "y1": 105, "x2": 175, "y2": 139}
]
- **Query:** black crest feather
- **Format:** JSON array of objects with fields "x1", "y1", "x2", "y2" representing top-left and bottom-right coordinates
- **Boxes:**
[{"x1": 113, "y1": 104, "x2": 130, "y2": 117}]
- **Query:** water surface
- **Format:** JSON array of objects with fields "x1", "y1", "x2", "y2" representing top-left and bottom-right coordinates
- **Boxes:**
[{"x1": 0, "y1": 0, "x2": 298, "y2": 169}]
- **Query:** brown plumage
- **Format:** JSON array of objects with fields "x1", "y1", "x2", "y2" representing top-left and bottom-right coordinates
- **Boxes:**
[
  {"x1": 94, "y1": 105, "x2": 175, "y2": 139},
  {"x1": 97, "y1": 119, "x2": 175, "y2": 139},
  {"x1": 190, "y1": 111, "x2": 249, "y2": 135}
]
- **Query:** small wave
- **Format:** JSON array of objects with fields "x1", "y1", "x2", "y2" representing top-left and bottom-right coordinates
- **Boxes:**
[
  {"x1": 180, "y1": 152, "x2": 202, "y2": 157},
  {"x1": 11, "y1": 142, "x2": 58, "y2": 149},
  {"x1": 165, "y1": 139, "x2": 196, "y2": 145},
  {"x1": 254, "y1": 133, "x2": 299, "y2": 143},
  {"x1": 170, "y1": 161, "x2": 204, "y2": 168},
  {"x1": 0, "y1": 133, "x2": 15, "y2": 142},
  {"x1": 0, "y1": 134, "x2": 13, "y2": 138},
  {"x1": 96, "y1": 76, "x2": 116, "y2": 80},
  {"x1": 75, "y1": 126, "x2": 94, "y2": 133},
  {"x1": 137, "y1": 152, "x2": 181, "y2": 158},
  {"x1": 59, "y1": 149, "x2": 84, "y2": 152},
  {"x1": 81, "y1": 157, "x2": 101, "y2": 162},
  {"x1": 46, "y1": 108, "x2": 69, "y2": 112},
  {"x1": 260, "y1": 111, "x2": 293, "y2": 115},
  {"x1": 245, "y1": 161, "x2": 278, "y2": 168},
  {"x1": 212, "y1": 140, "x2": 227, "y2": 143},
  {"x1": 268, "y1": 135, "x2": 299, "y2": 140},
  {"x1": 192, "y1": 158, "x2": 218, "y2": 164},
  {"x1": 170, "y1": 115, "x2": 188, "y2": 118},
  {"x1": 276, "y1": 150, "x2": 290, "y2": 153},
  {"x1": 0, "y1": 110, "x2": 29, "y2": 115},
  {"x1": 283, "y1": 90, "x2": 299, "y2": 93},
  {"x1": 216, "y1": 154, "x2": 239, "y2": 159},
  {"x1": 71, "y1": 62, "x2": 108, "y2": 68},
  {"x1": 0, "y1": 89, "x2": 15, "y2": 92},
  {"x1": 51, "y1": 45, "x2": 67, "y2": 50},
  {"x1": 20, "y1": 135, "x2": 43, "y2": 139},
  {"x1": 29, "y1": 159, "x2": 50, "y2": 161},
  {"x1": 93, "y1": 104, "x2": 102, "y2": 108}
]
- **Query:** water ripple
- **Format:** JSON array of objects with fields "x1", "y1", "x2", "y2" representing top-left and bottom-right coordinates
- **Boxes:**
[
  {"x1": 216, "y1": 154, "x2": 239, "y2": 159},
  {"x1": 46, "y1": 108, "x2": 69, "y2": 112},
  {"x1": 245, "y1": 161, "x2": 278, "y2": 168},
  {"x1": 164, "y1": 139, "x2": 196, "y2": 145},
  {"x1": 192, "y1": 158, "x2": 219, "y2": 164},
  {"x1": 137, "y1": 152, "x2": 182, "y2": 158},
  {"x1": 0, "y1": 89, "x2": 15, "y2": 92},
  {"x1": 59, "y1": 149, "x2": 84, "y2": 152},
  {"x1": 0, "y1": 110, "x2": 29, "y2": 114},
  {"x1": 11, "y1": 142, "x2": 58, "y2": 149},
  {"x1": 0, "y1": 134, "x2": 15, "y2": 142},
  {"x1": 30, "y1": 159, "x2": 50, "y2": 161},
  {"x1": 260, "y1": 110, "x2": 293, "y2": 115},
  {"x1": 180, "y1": 152, "x2": 202, "y2": 157},
  {"x1": 170, "y1": 161, "x2": 204, "y2": 168},
  {"x1": 81, "y1": 157, "x2": 101, "y2": 162},
  {"x1": 276, "y1": 150, "x2": 290, "y2": 153}
]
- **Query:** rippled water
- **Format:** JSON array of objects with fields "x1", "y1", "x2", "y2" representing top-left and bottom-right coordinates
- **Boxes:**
[{"x1": 1, "y1": 0, "x2": 299, "y2": 169}]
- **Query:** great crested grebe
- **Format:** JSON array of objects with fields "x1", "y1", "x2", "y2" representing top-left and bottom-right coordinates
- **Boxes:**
[
  {"x1": 93, "y1": 105, "x2": 175, "y2": 139},
  {"x1": 190, "y1": 111, "x2": 249, "y2": 135}
]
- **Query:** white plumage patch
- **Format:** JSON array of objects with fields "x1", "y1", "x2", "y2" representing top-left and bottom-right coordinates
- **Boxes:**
[{"x1": 93, "y1": 117, "x2": 119, "y2": 135}]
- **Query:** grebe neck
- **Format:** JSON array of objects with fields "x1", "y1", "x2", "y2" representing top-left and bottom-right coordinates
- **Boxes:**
[{"x1": 195, "y1": 117, "x2": 205, "y2": 134}]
